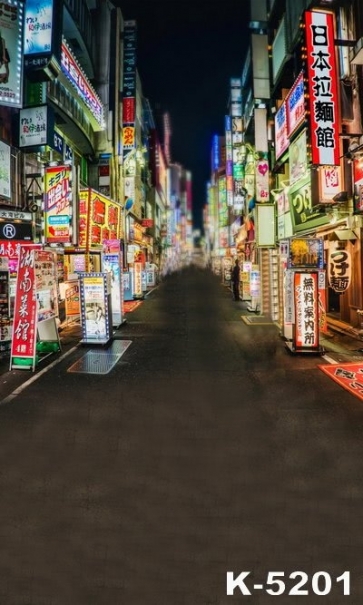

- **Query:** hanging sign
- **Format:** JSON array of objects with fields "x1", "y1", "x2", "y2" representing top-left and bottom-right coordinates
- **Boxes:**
[
  {"x1": 305, "y1": 10, "x2": 340, "y2": 165},
  {"x1": 328, "y1": 246, "x2": 351, "y2": 293}
]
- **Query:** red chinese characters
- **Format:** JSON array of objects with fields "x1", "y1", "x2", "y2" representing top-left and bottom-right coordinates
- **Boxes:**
[{"x1": 11, "y1": 245, "x2": 38, "y2": 358}]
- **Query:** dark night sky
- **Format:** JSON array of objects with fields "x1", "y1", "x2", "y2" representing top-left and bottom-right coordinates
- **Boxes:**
[{"x1": 118, "y1": 0, "x2": 250, "y2": 231}]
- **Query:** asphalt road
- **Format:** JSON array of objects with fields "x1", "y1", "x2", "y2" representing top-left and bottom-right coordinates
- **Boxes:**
[{"x1": 1, "y1": 266, "x2": 363, "y2": 604}]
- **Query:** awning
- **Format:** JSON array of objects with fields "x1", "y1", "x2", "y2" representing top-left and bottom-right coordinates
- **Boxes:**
[{"x1": 328, "y1": 229, "x2": 357, "y2": 241}]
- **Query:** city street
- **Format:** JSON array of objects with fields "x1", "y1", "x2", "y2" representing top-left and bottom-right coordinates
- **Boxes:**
[{"x1": 1, "y1": 266, "x2": 363, "y2": 604}]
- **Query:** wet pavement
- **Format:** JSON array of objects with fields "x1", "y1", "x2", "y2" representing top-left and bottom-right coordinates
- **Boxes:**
[{"x1": 1, "y1": 267, "x2": 363, "y2": 604}]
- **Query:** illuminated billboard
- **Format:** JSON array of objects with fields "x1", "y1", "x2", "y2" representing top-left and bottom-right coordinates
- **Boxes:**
[{"x1": 0, "y1": 0, "x2": 24, "y2": 107}]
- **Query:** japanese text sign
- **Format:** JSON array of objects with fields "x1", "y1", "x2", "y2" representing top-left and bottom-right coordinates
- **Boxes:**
[
  {"x1": 11, "y1": 245, "x2": 38, "y2": 359},
  {"x1": 294, "y1": 271, "x2": 319, "y2": 350},
  {"x1": 44, "y1": 165, "x2": 72, "y2": 243},
  {"x1": 305, "y1": 10, "x2": 339, "y2": 165},
  {"x1": 328, "y1": 245, "x2": 351, "y2": 293}
]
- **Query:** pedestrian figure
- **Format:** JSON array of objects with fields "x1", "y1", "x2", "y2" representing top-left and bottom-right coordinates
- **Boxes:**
[{"x1": 231, "y1": 259, "x2": 240, "y2": 301}]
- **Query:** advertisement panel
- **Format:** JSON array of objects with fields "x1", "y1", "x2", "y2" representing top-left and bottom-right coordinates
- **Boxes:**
[
  {"x1": 24, "y1": 0, "x2": 53, "y2": 55},
  {"x1": 79, "y1": 189, "x2": 120, "y2": 249},
  {"x1": 61, "y1": 41, "x2": 103, "y2": 127},
  {"x1": 0, "y1": 0, "x2": 24, "y2": 107},
  {"x1": 102, "y1": 239, "x2": 123, "y2": 327},
  {"x1": 289, "y1": 130, "x2": 308, "y2": 185},
  {"x1": 64, "y1": 282, "x2": 80, "y2": 318},
  {"x1": 44, "y1": 165, "x2": 72, "y2": 243},
  {"x1": 79, "y1": 273, "x2": 111, "y2": 343},
  {"x1": 19, "y1": 105, "x2": 54, "y2": 148},
  {"x1": 275, "y1": 101, "x2": 288, "y2": 160},
  {"x1": 78, "y1": 189, "x2": 89, "y2": 248},
  {"x1": 286, "y1": 72, "x2": 305, "y2": 137},
  {"x1": 133, "y1": 262, "x2": 142, "y2": 297},
  {"x1": 305, "y1": 10, "x2": 340, "y2": 166},
  {"x1": 0, "y1": 140, "x2": 10, "y2": 198},
  {"x1": 293, "y1": 271, "x2": 319, "y2": 351}
]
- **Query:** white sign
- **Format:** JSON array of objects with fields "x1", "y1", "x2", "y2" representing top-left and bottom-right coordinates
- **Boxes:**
[
  {"x1": 0, "y1": 140, "x2": 11, "y2": 198},
  {"x1": 19, "y1": 105, "x2": 47, "y2": 147}
]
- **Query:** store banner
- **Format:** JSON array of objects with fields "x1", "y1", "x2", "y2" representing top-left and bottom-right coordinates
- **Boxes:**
[
  {"x1": 44, "y1": 165, "x2": 72, "y2": 243},
  {"x1": 61, "y1": 41, "x2": 103, "y2": 127},
  {"x1": 328, "y1": 246, "x2": 351, "y2": 293},
  {"x1": 133, "y1": 262, "x2": 142, "y2": 297},
  {"x1": 293, "y1": 271, "x2": 319, "y2": 351},
  {"x1": 0, "y1": 0, "x2": 24, "y2": 107},
  {"x1": 318, "y1": 270, "x2": 328, "y2": 333},
  {"x1": 256, "y1": 159, "x2": 269, "y2": 202},
  {"x1": 286, "y1": 71, "x2": 305, "y2": 137},
  {"x1": 11, "y1": 244, "x2": 38, "y2": 360},
  {"x1": 305, "y1": 10, "x2": 339, "y2": 166},
  {"x1": 275, "y1": 101, "x2": 288, "y2": 160},
  {"x1": 64, "y1": 282, "x2": 80, "y2": 317},
  {"x1": 80, "y1": 188, "x2": 121, "y2": 249},
  {"x1": 19, "y1": 105, "x2": 54, "y2": 149}
]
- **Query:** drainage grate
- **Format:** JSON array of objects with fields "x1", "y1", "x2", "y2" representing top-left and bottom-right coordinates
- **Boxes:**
[{"x1": 67, "y1": 340, "x2": 132, "y2": 374}]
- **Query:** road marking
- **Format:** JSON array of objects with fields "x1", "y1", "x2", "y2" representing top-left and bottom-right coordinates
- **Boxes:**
[
  {"x1": 1, "y1": 346, "x2": 78, "y2": 405},
  {"x1": 322, "y1": 354, "x2": 338, "y2": 365}
]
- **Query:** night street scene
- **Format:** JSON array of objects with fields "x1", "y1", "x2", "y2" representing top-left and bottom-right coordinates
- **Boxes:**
[{"x1": 2, "y1": 0, "x2": 363, "y2": 603}]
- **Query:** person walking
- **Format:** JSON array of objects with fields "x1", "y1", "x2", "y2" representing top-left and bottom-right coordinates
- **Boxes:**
[{"x1": 231, "y1": 259, "x2": 240, "y2": 301}]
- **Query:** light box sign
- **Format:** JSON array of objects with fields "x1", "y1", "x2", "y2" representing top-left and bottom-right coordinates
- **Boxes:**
[
  {"x1": 293, "y1": 271, "x2": 319, "y2": 351},
  {"x1": 288, "y1": 237, "x2": 324, "y2": 269},
  {"x1": 289, "y1": 175, "x2": 328, "y2": 232},
  {"x1": 275, "y1": 101, "x2": 288, "y2": 160},
  {"x1": 19, "y1": 105, "x2": 53, "y2": 148},
  {"x1": 24, "y1": 0, "x2": 53, "y2": 56},
  {"x1": 61, "y1": 41, "x2": 103, "y2": 127},
  {"x1": 286, "y1": 72, "x2": 305, "y2": 137},
  {"x1": 289, "y1": 130, "x2": 308, "y2": 185},
  {"x1": 0, "y1": 0, "x2": 24, "y2": 107},
  {"x1": 44, "y1": 165, "x2": 72, "y2": 243},
  {"x1": 79, "y1": 273, "x2": 111, "y2": 344},
  {"x1": 328, "y1": 246, "x2": 351, "y2": 293},
  {"x1": 305, "y1": 10, "x2": 340, "y2": 166},
  {"x1": 80, "y1": 188, "x2": 120, "y2": 249}
]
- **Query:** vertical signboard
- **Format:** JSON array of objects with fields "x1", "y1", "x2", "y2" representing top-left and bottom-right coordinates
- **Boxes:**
[
  {"x1": 79, "y1": 273, "x2": 111, "y2": 344},
  {"x1": 10, "y1": 245, "x2": 38, "y2": 366},
  {"x1": 44, "y1": 165, "x2": 72, "y2": 243},
  {"x1": 328, "y1": 246, "x2": 351, "y2": 293},
  {"x1": 102, "y1": 239, "x2": 123, "y2": 327},
  {"x1": 293, "y1": 271, "x2": 319, "y2": 352},
  {"x1": 305, "y1": 10, "x2": 340, "y2": 166},
  {"x1": 122, "y1": 20, "x2": 137, "y2": 163},
  {"x1": 0, "y1": 140, "x2": 11, "y2": 198},
  {"x1": 133, "y1": 261, "x2": 142, "y2": 297},
  {"x1": 0, "y1": 0, "x2": 24, "y2": 107}
]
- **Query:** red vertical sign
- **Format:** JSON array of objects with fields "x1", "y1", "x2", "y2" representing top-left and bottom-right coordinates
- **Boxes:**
[
  {"x1": 10, "y1": 245, "x2": 38, "y2": 359},
  {"x1": 305, "y1": 10, "x2": 340, "y2": 165}
]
